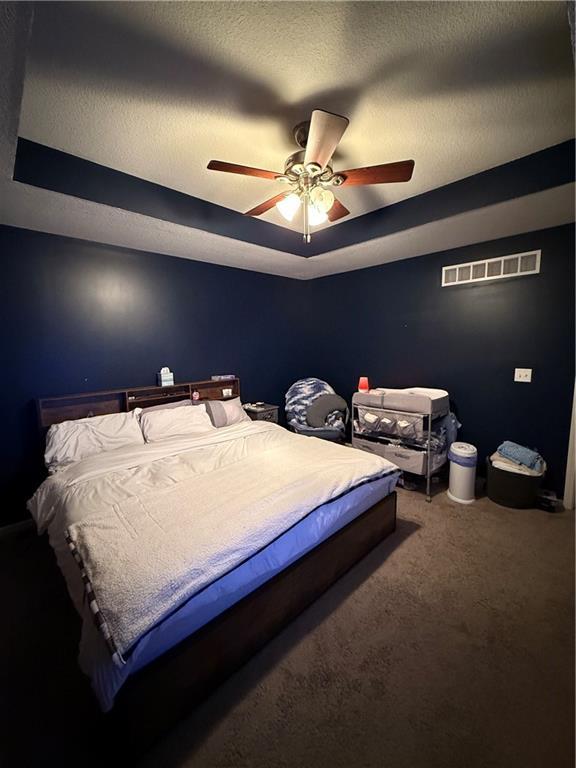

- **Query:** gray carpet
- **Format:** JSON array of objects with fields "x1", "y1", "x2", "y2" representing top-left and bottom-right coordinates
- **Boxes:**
[
  {"x1": 1, "y1": 489, "x2": 573, "y2": 767},
  {"x1": 141, "y1": 489, "x2": 575, "y2": 768}
]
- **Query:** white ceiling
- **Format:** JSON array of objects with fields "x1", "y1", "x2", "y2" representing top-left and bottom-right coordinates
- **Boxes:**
[{"x1": 0, "y1": 1, "x2": 574, "y2": 278}]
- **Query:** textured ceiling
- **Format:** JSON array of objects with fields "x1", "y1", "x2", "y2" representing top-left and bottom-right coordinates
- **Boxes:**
[
  {"x1": 20, "y1": 1, "x2": 575, "y2": 231},
  {"x1": 0, "y1": 2, "x2": 574, "y2": 278}
]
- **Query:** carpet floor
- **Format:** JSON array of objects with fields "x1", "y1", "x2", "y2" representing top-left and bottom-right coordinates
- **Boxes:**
[{"x1": 1, "y1": 488, "x2": 573, "y2": 768}]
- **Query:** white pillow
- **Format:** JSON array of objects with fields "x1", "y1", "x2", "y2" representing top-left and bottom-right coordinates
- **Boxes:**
[
  {"x1": 139, "y1": 402, "x2": 216, "y2": 443},
  {"x1": 45, "y1": 410, "x2": 145, "y2": 472}
]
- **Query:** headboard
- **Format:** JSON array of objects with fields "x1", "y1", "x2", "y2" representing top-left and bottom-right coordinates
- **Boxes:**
[{"x1": 37, "y1": 378, "x2": 241, "y2": 430}]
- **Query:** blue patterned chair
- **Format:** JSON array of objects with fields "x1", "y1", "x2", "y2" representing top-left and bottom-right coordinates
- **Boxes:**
[{"x1": 285, "y1": 378, "x2": 349, "y2": 443}]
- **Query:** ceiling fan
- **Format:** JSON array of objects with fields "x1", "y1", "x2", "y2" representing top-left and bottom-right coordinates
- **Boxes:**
[{"x1": 207, "y1": 109, "x2": 415, "y2": 243}]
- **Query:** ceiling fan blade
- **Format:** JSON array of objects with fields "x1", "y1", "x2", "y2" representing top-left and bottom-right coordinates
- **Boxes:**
[
  {"x1": 340, "y1": 160, "x2": 415, "y2": 186},
  {"x1": 207, "y1": 160, "x2": 280, "y2": 181},
  {"x1": 245, "y1": 192, "x2": 289, "y2": 217},
  {"x1": 304, "y1": 110, "x2": 349, "y2": 171},
  {"x1": 327, "y1": 198, "x2": 350, "y2": 222}
]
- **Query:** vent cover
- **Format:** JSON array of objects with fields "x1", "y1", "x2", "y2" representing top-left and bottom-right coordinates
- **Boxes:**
[{"x1": 442, "y1": 250, "x2": 541, "y2": 287}]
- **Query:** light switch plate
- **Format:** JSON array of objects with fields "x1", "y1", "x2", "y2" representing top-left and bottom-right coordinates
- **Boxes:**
[{"x1": 514, "y1": 368, "x2": 532, "y2": 383}]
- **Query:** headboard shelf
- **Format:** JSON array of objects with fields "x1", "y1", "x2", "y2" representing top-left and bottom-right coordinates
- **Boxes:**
[
  {"x1": 37, "y1": 377, "x2": 241, "y2": 429},
  {"x1": 126, "y1": 385, "x2": 191, "y2": 405}
]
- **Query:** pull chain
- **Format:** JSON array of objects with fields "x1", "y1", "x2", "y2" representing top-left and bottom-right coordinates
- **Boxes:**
[{"x1": 303, "y1": 191, "x2": 311, "y2": 244}]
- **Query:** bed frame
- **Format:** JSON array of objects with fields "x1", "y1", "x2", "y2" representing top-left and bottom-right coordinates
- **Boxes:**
[
  {"x1": 36, "y1": 379, "x2": 397, "y2": 747},
  {"x1": 37, "y1": 376, "x2": 241, "y2": 428},
  {"x1": 113, "y1": 492, "x2": 396, "y2": 747}
]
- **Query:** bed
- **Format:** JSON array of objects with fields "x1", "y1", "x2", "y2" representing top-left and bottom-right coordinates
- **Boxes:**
[{"x1": 29, "y1": 379, "x2": 400, "y2": 738}]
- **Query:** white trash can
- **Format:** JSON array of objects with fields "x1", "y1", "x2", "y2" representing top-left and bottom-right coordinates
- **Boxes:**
[{"x1": 447, "y1": 442, "x2": 477, "y2": 504}]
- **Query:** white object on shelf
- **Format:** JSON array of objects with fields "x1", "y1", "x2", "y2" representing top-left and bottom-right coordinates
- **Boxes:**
[
  {"x1": 157, "y1": 366, "x2": 174, "y2": 387},
  {"x1": 447, "y1": 442, "x2": 477, "y2": 504}
]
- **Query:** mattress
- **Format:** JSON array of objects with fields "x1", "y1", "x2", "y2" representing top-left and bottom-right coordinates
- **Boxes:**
[
  {"x1": 81, "y1": 470, "x2": 398, "y2": 710},
  {"x1": 354, "y1": 387, "x2": 449, "y2": 417},
  {"x1": 28, "y1": 420, "x2": 399, "y2": 711}
]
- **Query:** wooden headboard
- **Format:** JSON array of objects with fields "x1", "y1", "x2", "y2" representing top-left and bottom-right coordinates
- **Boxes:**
[{"x1": 37, "y1": 378, "x2": 241, "y2": 429}]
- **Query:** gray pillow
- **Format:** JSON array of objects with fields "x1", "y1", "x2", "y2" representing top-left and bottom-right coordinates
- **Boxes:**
[
  {"x1": 205, "y1": 397, "x2": 251, "y2": 428},
  {"x1": 306, "y1": 394, "x2": 348, "y2": 428}
]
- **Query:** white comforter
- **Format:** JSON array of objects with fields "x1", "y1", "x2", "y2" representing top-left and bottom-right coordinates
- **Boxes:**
[{"x1": 29, "y1": 422, "x2": 396, "y2": 664}]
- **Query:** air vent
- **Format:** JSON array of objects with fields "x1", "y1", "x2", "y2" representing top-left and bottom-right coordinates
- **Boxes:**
[{"x1": 442, "y1": 250, "x2": 541, "y2": 287}]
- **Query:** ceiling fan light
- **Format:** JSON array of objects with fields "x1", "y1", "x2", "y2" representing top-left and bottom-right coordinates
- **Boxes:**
[
  {"x1": 308, "y1": 205, "x2": 328, "y2": 226},
  {"x1": 309, "y1": 187, "x2": 335, "y2": 213},
  {"x1": 276, "y1": 193, "x2": 301, "y2": 222}
]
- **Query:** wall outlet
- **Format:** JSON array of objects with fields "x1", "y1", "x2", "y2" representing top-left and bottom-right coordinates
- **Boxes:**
[{"x1": 514, "y1": 368, "x2": 532, "y2": 383}]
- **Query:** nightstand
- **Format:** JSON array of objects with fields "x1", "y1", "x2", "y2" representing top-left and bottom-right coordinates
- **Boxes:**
[{"x1": 244, "y1": 403, "x2": 279, "y2": 423}]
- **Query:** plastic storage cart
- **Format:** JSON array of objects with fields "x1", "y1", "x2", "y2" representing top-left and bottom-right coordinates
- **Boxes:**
[{"x1": 351, "y1": 387, "x2": 451, "y2": 502}]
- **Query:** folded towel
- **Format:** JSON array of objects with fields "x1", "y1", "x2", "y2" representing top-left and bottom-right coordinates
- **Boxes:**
[
  {"x1": 490, "y1": 452, "x2": 546, "y2": 477},
  {"x1": 497, "y1": 441, "x2": 544, "y2": 473}
]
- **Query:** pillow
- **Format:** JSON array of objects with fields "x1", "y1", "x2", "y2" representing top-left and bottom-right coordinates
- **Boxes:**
[
  {"x1": 139, "y1": 402, "x2": 215, "y2": 442},
  {"x1": 306, "y1": 394, "x2": 348, "y2": 428},
  {"x1": 204, "y1": 397, "x2": 251, "y2": 428},
  {"x1": 45, "y1": 410, "x2": 145, "y2": 473},
  {"x1": 139, "y1": 398, "x2": 192, "y2": 414}
]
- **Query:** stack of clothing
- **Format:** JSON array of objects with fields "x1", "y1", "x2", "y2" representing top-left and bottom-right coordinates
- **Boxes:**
[{"x1": 490, "y1": 441, "x2": 546, "y2": 477}]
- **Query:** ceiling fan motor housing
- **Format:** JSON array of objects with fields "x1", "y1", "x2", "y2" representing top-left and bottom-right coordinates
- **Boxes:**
[
  {"x1": 283, "y1": 150, "x2": 337, "y2": 181},
  {"x1": 284, "y1": 150, "x2": 306, "y2": 176},
  {"x1": 293, "y1": 120, "x2": 310, "y2": 148}
]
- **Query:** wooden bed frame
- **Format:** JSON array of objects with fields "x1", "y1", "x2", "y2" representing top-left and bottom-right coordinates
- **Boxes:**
[
  {"x1": 114, "y1": 492, "x2": 396, "y2": 745},
  {"x1": 37, "y1": 379, "x2": 397, "y2": 746},
  {"x1": 37, "y1": 376, "x2": 241, "y2": 428}
]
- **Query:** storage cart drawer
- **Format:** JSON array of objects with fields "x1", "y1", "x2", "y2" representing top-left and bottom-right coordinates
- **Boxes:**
[{"x1": 352, "y1": 437, "x2": 446, "y2": 475}]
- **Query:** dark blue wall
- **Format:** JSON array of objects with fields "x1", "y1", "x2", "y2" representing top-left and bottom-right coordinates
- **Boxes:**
[
  {"x1": 13, "y1": 138, "x2": 575, "y2": 258},
  {"x1": 0, "y1": 225, "x2": 312, "y2": 524},
  {"x1": 309, "y1": 224, "x2": 575, "y2": 494},
  {"x1": 0, "y1": 223, "x2": 573, "y2": 524}
]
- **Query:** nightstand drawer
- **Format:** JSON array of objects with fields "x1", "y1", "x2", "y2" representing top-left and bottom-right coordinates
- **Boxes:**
[{"x1": 244, "y1": 404, "x2": 279, "y2": 423}]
